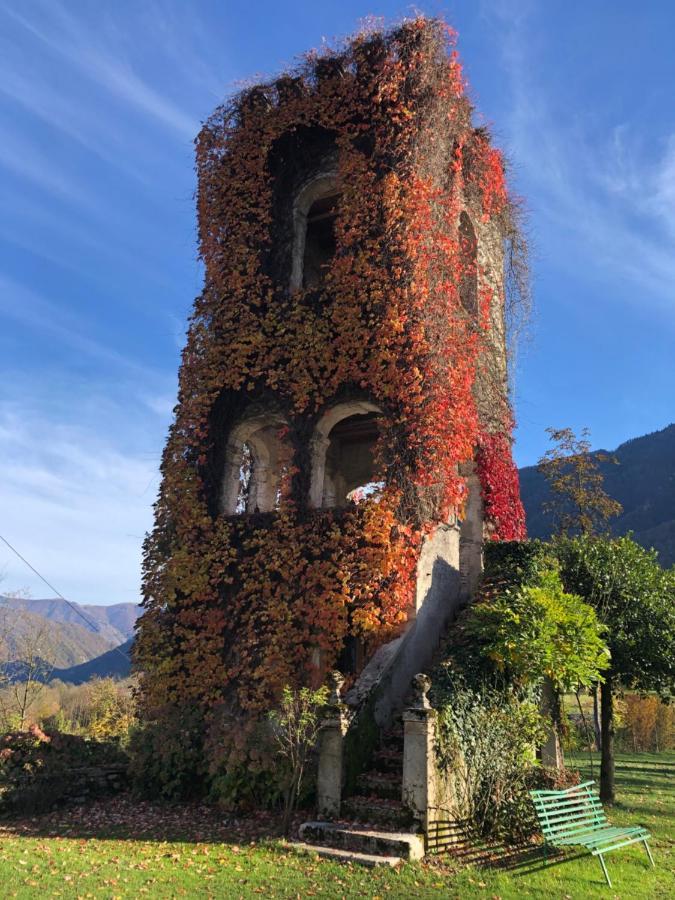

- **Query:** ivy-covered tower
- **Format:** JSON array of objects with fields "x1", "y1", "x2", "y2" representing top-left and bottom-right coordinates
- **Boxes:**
[{"x1": 136, "y1": 18, "x2": 526, "y2": 786}]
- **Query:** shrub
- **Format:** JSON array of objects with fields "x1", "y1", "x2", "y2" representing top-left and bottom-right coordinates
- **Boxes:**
[
  {"x1": 483, "y1": 539, "x2": 553, "y2": 590},
  {"x1": 127, "y1": 707, "x2": 208, "y2": 801},
  {"x1": 268, "y1": 685, "x2": 328, "y2": 834},
  {"x1": 0, "y1": 725, "x2": 127, "y2": 814},
  {"x1": 433, "y1": 676, "x2": 550, "y2": 841},
  {"x1": 210, "y1": 762, "x2": 285, "y2": 813},
  {"x1": 464, "y1": 555, "x2": 608, "y2": 758},
  {"x1": 466, "y1": 566, "x2": 608, "y2": 695}
]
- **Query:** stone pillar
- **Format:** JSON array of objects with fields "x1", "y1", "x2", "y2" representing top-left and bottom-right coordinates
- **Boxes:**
[
  {"x1": 402, "y1": 674, "x2": 437, "y2": 835},
  {"x1": 317, "y1": 671, "x2": 349, "y2": 819},
  {"x1": 308, "y1": 435, "x2": 331, "y2": 508},
  {"x1": 459, "y1": 461, "x2": 484, "y2": 601}
]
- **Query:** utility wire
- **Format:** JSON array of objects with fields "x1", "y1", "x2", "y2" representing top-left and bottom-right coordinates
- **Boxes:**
[{"x1": 0, "y1": 533, "x2": 131, "y2": 663}]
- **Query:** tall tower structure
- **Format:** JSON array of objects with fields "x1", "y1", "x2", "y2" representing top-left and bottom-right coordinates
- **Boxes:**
[{"x1": 137, "y1": 18, "x2": 526, "y2": 785}]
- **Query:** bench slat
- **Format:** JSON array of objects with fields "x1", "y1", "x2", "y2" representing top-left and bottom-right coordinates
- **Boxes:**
[
  {"x1": 540, "y1": 808, "x2": 607, "y2": 829},
  {"x1": 534, "y1": 794, "x2": 602, "y2": 812},
  {"x1": 589, "y1": 833, "x2": 651, "y2": 856},
  {"x1": 530, "y1": 779, "x2": 653, "y2": 887},
  {"x1": 533, "y1": 798, "x2": 603, "y2": 814},
  {"x1": 568, "y1": 828, "x2": 647, "y2": 849},
  {"x1": 535, "y1": 800, "x2": 605, "y2": 820},
  {"x1": 536, "y1": 801, "x2": 605, "y2": 820},
  {"x1": 531, "y1": 780, "x2": 597, "y2": 796},
  {"x1": 543, "y1": 819, "x2": 606, "y2": 839}
]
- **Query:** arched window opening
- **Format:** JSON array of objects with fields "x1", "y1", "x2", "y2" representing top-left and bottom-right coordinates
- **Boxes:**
[
  {"x1": 459, "y1": 212, "x2": 478, "y2": 316},
  {"x1": 221, "y1": 416, "x2": 289, "y2": 515},
  {"x1": 309, "y1": 401, "x2": 384, "y2": 508},
  {"x1": 291, "y1": 174, "x2": 340, "y2": 291},
  {"x1": 303, "y1": 194, "x2": 339, "y2": 288},
  {"x1": 323, "y1": 413, "x2": 382, "y2": 507}
]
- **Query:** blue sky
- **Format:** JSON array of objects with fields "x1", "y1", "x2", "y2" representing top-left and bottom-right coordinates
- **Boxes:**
[{"x1": 1, "y1": 0, "x2": 673, "y2": 605}]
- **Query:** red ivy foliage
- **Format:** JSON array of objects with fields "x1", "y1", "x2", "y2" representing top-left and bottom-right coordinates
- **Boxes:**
[
  {"x1": 135, "y1": 17, "x2": 526, "y2": 775},
  {"x1": 475, "y1": 430, "x2": 527, "y2": 541}
]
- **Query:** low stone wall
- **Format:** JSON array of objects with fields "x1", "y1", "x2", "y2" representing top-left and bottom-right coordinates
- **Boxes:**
[{"x1": 0, "y1": 763, "x2": 128, "y2": 815}]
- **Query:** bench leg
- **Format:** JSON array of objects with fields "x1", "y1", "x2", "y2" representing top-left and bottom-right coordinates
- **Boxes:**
[
  {"x1": 643, "y1": 840, "x2": 655, "y2": 867},
  {"x1": 598, "y1": 853, "x2": 612, "y2": 888}
]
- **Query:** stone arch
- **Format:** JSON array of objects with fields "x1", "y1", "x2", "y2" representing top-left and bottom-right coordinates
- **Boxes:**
[
  {"x1": 220, "y1": 412, "x2": 289, "y2": 515},
  {"x1": 459, "y1": 210, "x2": 478, "y2": 316},
  {"x1": 309, "y1": 400, "x2": 383, "y2": 508},
  {"x1": 290, "y1": 172, "x2": 340, "y2": 291}
]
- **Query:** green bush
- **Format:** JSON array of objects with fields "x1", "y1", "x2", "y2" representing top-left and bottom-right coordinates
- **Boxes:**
[
  {"x1": 466, "y1": 565, "x2": 609, "y2": 694},
  {"x1": 429, "y1": 543, "x2": 592, "y2": 841},
  {"x1": 127, "y1": 707, "x2": 208, "y2": 801},
  {"x1": 210, "y1": 763, "x2": 285, "y2": 812},
  {"x1": 483, "y1": 539, "x2": 554, "y2": 589},
  {"x1": 432, "y1": 677, "x2": 550, "y2": 841}
]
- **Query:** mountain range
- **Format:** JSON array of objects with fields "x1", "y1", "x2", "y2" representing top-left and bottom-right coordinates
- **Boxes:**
[
  {"x1": 50, "y1": 638, "x2": 134, "y2": 684},
  {"x1": 518, "y1": 423, "x2": 675, "y2": 566},
  {"x1": 0, "y1": 596, "x2": 139, "y2": 678},
  {"x1": 0, "y1": 596, "x2": 139, "y2": 647}
]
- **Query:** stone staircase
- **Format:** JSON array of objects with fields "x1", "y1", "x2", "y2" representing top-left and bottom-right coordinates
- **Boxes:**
[{"x1": 297, "y1": 724, "x2": 425, "y2": 867}]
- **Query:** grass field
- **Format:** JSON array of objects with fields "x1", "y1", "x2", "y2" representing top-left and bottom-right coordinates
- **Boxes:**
[{"x1": 0, "y1": 752, "x2": 672, "y2": 898}]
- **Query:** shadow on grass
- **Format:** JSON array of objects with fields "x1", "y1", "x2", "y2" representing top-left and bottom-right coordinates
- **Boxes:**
[{"x1": 428, "y1": 818, "x2": 590, "y2": 878}]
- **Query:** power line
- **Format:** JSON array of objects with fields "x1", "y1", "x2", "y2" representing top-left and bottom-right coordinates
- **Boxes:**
[{"x1": 0, "y1": 533, "x2": 131, "y2": 664}]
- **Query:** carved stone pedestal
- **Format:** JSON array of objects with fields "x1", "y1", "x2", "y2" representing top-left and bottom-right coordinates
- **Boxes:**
[
  {"x1": 402, "y1": 674, "x2": 438, "y2": 834},
  {"x1": 317, "y1": 672, "x2": 349, "y2": 818}
]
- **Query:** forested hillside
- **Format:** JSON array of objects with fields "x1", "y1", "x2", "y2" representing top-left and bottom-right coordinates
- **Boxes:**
[
  {"x1": 0, "y1": 605, "x2": 113, "y2": 668},
  {"x1": 50, "y1": 639, "x2": 133, "y2": 685},
  {"x1": 0, "y1": 596, "x2": 139, "y2": 646},
  {"x1": 519, "y1": 423, "x2": 675, "y2": 566}
]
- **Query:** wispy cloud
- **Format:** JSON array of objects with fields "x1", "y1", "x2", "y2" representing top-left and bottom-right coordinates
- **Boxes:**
[
  {"x1": 0, "y1": 62, "x2": 153, "y2": 186},
  {"x1": 0, "y1": 399, "x2": 159, "y2": 604},
  {"x1": 0, "y1": 124, "x2": 97, "y2": 211},
  {"x1": 601, "y1": 129, "x2": 675, "y2": 242},
  {"x1": 0, "y1": 275, "x2": 160, "y2": 381},
  {"x1": 3, "y1": 1, "x2": 197, "y2": 140},
  {"x1": 140, "y1": 390, "x2": 177, "y2": 419},
  {"x1": 485, "y1": 1, "x2": 675, "y2": 317}
]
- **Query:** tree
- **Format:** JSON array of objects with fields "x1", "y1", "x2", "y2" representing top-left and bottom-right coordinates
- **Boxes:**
[
  {"x1": 465, "y1": 562, "x2": 609, "y2": 762},
  {"x1": 555, "y1": 535, "x2": 675, "y2": 802},
  {"x1": 268, "y1": 684, "x2": 328, "y2": 835},
  {"x1": 0, "y1": 598, "x2": 55, "y2": 731},
  {"x1": 538, "y1": 427, "x2": 622, "y2": 537}
]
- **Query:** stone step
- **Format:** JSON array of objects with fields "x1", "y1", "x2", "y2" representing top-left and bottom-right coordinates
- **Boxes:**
[
  {"x1": 372, "y1": 747, "x2": 403, "y2": 774},
  {"x1": 299, "y1": 821, "x2": 425, "y2": 861},
  {"x1": 355, "y1": 771, "x2": 402, "y2": 800},
  {"x1": 339, "y1": 796, "x2": 414, "y2": 829},
  {"x1": 290, "y1": 842, "x2": 403, "y2": 868},
  {"x1": 379, "y1": 729, "x2": 404, "y2": 750}
]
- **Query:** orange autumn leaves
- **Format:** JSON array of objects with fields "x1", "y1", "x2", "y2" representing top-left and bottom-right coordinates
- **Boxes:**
[{"x1": 136, "y1": 19, "x2": 524, "y2": 770}]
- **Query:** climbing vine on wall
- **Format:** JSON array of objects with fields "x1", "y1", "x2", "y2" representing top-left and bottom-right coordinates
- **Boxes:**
[
  {"x1": 135, "y1": 17, "x2": 527, "y2": 783},
  {"x1": 475, "y1": 429, "x2": 527, "y2": 541}
]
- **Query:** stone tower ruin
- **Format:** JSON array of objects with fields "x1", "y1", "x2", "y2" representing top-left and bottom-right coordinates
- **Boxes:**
[{"x1": 137, "y1": 18, "x2": 526, "y2": 817}]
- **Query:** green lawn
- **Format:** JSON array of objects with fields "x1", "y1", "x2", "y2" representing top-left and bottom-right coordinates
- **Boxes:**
[{"x1": 0, "y1": 752, "x2": 672, "y2": 898}]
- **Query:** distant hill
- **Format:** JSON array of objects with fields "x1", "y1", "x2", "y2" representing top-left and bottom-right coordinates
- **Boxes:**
[
  {"x1": 0, "y1": 605, "x2": 114, "y2": 668},
  {"x1": 51, "y1": 639, "x2": 133, "y2": 685},
  {"x1": 0, "y1": 596, "x2": 140, "y2": 646},
  {"x1": 519, "y1": 423, "x2": 675, "y2": 566}
]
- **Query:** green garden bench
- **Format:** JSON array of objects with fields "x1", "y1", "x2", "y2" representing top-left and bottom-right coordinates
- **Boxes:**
[{"x1": 530, "y1": 780, "x2": 654, "y2": 888}]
